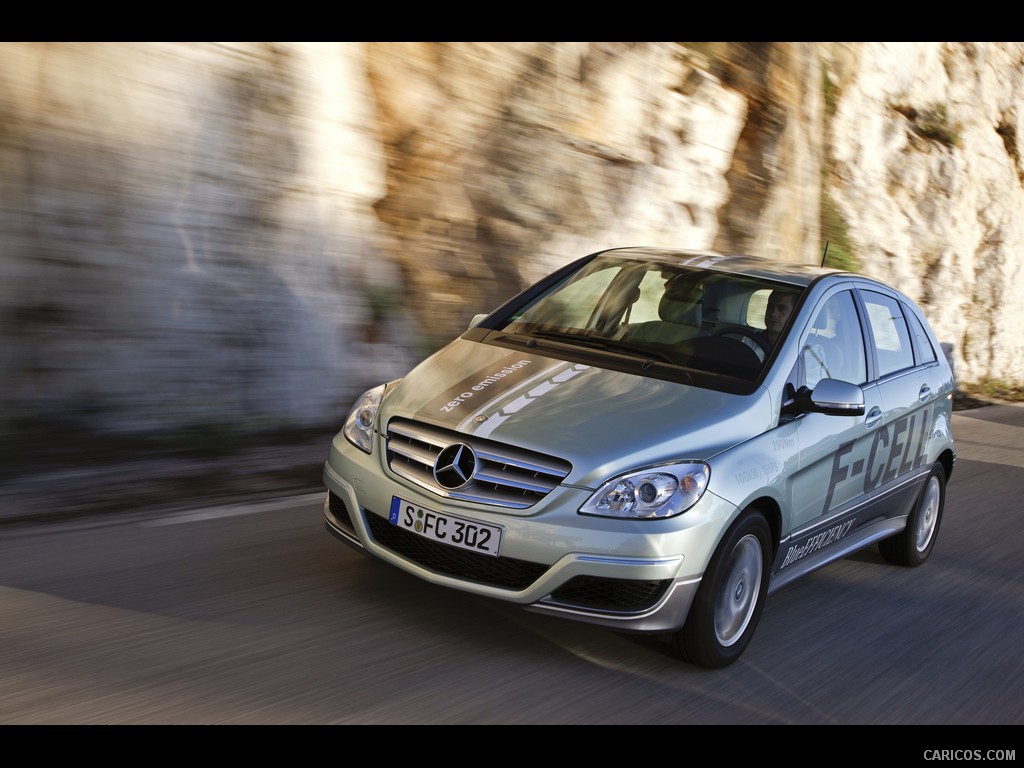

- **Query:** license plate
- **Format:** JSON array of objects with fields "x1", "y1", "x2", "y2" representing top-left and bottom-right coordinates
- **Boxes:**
[{"x1": 389, "y1": 497, "x2": 502, "y2": 556}]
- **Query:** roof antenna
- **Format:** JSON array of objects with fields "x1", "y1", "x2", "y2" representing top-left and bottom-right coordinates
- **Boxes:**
[{"x1": 821, "y1": 241, "x2": 830, "y2": 268}]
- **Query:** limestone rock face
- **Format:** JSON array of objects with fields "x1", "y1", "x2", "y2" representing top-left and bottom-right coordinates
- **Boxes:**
[
  {"x1": 0, "y1": 41, "x2": 1020, "y2": 447},
  {"x1": 1, "y1": 42, "x2": 401, "y2": 439},
  {"x1": 827, "y1": 42, "x2": 1024, "y2": 385}
]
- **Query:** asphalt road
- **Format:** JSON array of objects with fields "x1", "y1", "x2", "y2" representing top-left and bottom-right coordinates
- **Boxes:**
[{"x1": 0, "y1": 405, "x2": 1022, "y2": 729}]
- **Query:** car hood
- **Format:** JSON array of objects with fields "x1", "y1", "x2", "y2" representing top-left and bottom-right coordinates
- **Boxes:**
[{"x1": 379, "y1": 339, "x2": 773, "y2": 488}]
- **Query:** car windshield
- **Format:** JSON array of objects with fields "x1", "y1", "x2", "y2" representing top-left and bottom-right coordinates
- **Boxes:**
[{"x1": 498, "y1": 254, "x2": 805, "y2": 383}]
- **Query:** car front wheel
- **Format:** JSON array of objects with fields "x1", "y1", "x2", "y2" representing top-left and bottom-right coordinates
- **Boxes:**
[
  {"x1": 879, "y1": 463, "x2": 945, "y2": 567},
  {"x1": 672, "y1": 509, "x2": 771, "y2": 669}
]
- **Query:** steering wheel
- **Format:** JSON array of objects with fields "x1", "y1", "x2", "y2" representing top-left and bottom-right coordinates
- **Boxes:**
[{"x1": 712, "y1": 325, "x2": 770, "y2": 356}]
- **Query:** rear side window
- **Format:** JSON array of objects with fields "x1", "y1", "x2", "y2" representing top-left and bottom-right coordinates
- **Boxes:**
[
  {"x1": 746, "y1": 289, "x2": 771, "y2": 329},
  {"x1": 630, "y1": 270, "x2": 670, "y2": 323},
  {"x1": 862, "y1": 291, "x2": 915, "y2": 377},
  {"x1": 904, "y1": 305, "x2": 938, "y2": 364}
]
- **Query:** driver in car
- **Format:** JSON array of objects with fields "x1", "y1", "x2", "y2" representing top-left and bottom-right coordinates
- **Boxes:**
[{"x1": 744, "y1": 289, "x2": 797, "y2": 361}]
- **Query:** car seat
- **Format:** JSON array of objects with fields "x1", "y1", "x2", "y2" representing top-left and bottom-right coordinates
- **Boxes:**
[{"x1": 622, "y1": 275, "x2": 703, "y2": 345}]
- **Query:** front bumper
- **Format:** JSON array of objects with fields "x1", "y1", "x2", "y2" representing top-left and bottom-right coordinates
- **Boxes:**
[{"x1": 322, "y1": 431, "x2": 737, "y2": 634}]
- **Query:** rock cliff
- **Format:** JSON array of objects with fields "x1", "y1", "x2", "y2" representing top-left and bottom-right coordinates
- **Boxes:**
[{"x1": 1, "y1": 42, "x2": 1020, "y2": 456}]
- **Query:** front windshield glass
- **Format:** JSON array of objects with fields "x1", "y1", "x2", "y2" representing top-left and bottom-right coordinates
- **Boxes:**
[{"x1": 500, "y1": 255, "x2": 803, "y2": 382}]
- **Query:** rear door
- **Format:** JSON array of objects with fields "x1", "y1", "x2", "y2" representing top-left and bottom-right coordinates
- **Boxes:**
[{"x1": 855, "y1": 288, "x2": 936, "y2": 515}]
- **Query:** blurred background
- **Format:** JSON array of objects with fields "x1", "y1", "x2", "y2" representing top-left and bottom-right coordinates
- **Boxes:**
[{"x1": 2, "y1": 42, "x2": 1023, "y2": 495}]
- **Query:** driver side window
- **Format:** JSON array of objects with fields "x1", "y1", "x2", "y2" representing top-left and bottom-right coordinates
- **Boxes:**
[{"x1": 796, "y1": 291, "x2": 867, "y2": 390}]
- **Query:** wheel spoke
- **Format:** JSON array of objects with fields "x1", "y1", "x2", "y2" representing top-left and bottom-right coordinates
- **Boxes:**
[
  {"x1": 714, "y1": 534, "x2": 763, "y2": 646},
  {"x1": 915, "y1": 476, "x2": 941, "y2": 552}
]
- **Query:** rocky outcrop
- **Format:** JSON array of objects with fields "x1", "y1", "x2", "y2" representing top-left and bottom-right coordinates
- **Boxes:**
[
  {"x1": 827, "y1": 42, "x2": 1024, "y2": 385},
  {"x1": 0, "y1": 42, "x2": 1020, "y2": 458}
]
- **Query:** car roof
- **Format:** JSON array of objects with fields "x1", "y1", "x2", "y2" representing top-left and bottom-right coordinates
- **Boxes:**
[{"x1": 595, "y1": 246, "x2": 848, "y2": 288}]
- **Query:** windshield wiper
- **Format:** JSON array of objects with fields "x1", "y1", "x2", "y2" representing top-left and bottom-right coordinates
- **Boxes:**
[{"x1": 505, "y1": 329, "x2": 679, "y2": 365}]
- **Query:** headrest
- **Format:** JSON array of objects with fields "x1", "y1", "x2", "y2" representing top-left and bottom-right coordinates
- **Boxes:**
[
  {"x1": 660, "y1": 296, "x2": 701, "y2": 325},
  {"x1": 659, "y1": 274, "x2": 702, "y2": 325},
  {"x1": 664, "y1": 273, "x2": 702, "y2": 302}
]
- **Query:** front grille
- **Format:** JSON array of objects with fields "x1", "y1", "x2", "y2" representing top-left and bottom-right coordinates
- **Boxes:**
[
  {"x1": 549, "y1": 576, "x2": 671, "y2": 612},
  {"x1": 386, "y1": 418, "x2": 572, "y2": 509},
  {"x1": 365, "y1": 511, "x2": 548, "y2": 590}
]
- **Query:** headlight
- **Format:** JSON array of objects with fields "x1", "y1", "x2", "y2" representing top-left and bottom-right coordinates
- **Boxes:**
[
  {"x1": 343, "y1": 384, "x2": 386, "y2": 454},
  {"x1": 579, "y1": 462, "x2": 710, "y2": 519}
]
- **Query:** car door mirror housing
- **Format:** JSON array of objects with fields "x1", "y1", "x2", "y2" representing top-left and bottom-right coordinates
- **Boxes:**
[{"x1": 798, "y1": 378, "x2": 866, "y2": 417}]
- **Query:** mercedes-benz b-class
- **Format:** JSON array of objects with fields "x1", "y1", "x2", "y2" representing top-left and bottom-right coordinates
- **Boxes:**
[{"x1": 322, "y1": 247, "x2": 956, "y2": 668}]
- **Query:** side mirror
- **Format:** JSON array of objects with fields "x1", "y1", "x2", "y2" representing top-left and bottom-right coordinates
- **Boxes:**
[
  {"x1": 792, "y1": 379, "x2": 865, "y2": 417},
  {"x1": 468, "y1": 313, "x2": 488, "y2": 330}
]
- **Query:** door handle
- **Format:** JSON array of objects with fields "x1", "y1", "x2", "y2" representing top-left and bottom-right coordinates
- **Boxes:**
[
  {"x1": 864, "y1": 406, "x2": 883, "y2": 429},
  {"x1": 919, "y1": 384, "x2": 932, "y2": 402}
]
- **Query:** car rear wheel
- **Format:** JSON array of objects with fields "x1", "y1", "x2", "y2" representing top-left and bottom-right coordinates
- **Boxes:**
[
  {"x1": 879, "y1": 463, "x2": 945, "y2": 567},
  {"x1": 672, "y1": 509, "x2": 771, "y2": 669}
]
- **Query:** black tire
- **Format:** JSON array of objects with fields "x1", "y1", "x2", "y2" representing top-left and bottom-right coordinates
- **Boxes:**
[
  {"x1": 672, "y1": 509, "x2": 771, "y2": 669},
  {"x1": 879, "y1": 463, "x2": 945, "y2": 567}
]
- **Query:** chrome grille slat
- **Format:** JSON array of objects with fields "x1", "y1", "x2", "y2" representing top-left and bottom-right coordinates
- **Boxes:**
[
  {"x1": 386, "y1": 418, "x2": 572, "y2": 509},
  {"x1": 473, "y1": 469, "x2": 558, "y2": 494},
  {"x1": 473, "y1": 449, "x2": 572, "y2": 476},
  {"x1": 387, "y1": 440, "x2": 440, "y2": 466},
  {"x1": 447, "y1": 486, "x2": 546, "y2": 506}
]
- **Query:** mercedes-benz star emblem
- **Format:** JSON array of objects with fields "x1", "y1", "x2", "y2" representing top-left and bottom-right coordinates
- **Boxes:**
[{"x1": 433, "y1": 443, "x2": 477, "y2": 490}]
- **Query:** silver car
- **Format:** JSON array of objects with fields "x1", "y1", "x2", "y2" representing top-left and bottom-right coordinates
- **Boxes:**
[{"x1": 322, "y1": 247, "x2": 956, "y2": 668}]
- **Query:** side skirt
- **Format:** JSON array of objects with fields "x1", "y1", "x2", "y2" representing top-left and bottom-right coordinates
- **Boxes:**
[
  {"x1": 768, "y1": 515, "x2": 905, "y2": 595},
  {"x1": 768, "y1": 465, "x2": 929, "y2": 594}
]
